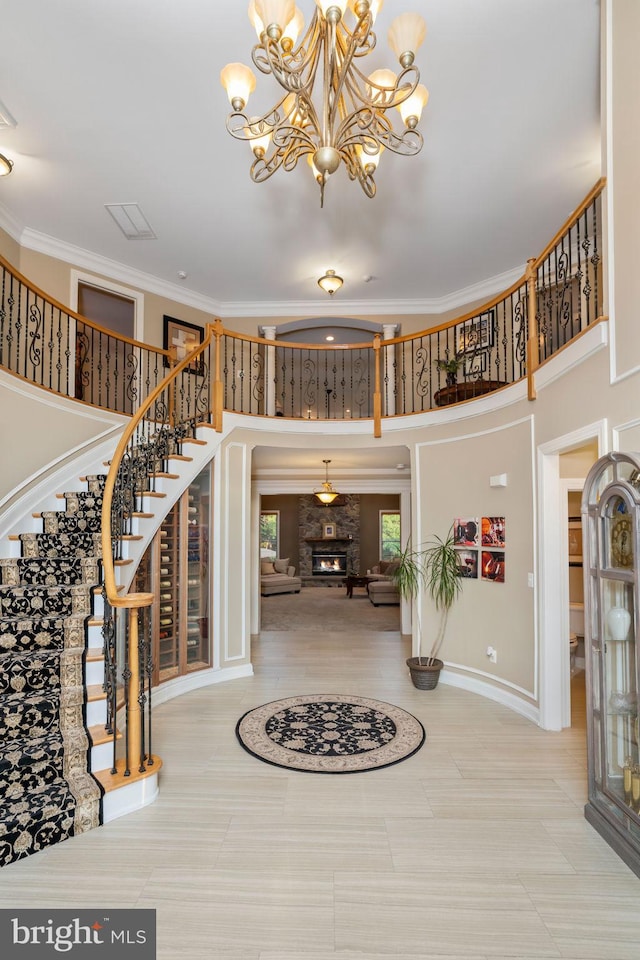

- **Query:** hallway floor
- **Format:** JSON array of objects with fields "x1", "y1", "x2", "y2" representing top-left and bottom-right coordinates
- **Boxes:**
[{"x1": 1, "y1": 630, "x2": 639, "y2": 959}]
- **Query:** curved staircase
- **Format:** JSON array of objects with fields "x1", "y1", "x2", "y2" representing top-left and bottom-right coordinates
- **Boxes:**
[{"x1": 0, "y1": 475, "x2": 106, "y2": 866}]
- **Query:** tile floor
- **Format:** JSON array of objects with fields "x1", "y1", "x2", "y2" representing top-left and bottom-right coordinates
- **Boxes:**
[{"x1": 1, "y1": 628, "x2": 639, "y2": 959}]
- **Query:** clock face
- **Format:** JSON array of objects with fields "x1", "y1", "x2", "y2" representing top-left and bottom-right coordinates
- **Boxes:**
[{"x1": 611, "y1": 515, "x2": 633, "y2": 568}]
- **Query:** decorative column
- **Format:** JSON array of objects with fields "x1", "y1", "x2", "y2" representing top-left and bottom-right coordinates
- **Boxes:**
[
  {"x1": 382, "y1": 323, "x2": 398, "y2": 416},
  {"x1": 262, "y1": 325, "x2": 277, "y2": 417}
]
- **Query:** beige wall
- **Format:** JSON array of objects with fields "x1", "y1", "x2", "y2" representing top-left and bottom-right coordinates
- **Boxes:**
[
  {"x1": 0, "y1": 373, "x2": 124, "y2": 504},
  {"x1": 415, "y1": 415, "x2": 535, "y2": 695},
  {"x1": 609, "y1": 0, "x2": 640, "y2": 375}
]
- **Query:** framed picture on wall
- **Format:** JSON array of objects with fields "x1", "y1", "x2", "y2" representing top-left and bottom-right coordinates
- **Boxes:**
[
  {"x1": 163, "y1": 315, "x2": 204, "y2": 373},
  {"x1": 481, "y1": 516, "x2": 506, "y2": 547},
  {"x1": 323, "y1": 523, "x2": 336, "y2": 539},
  {"x1": 455, "y1": 549, "x2": 478, "y2": 579},
  {"x1": 453, "y1": 518, "x2": 479, "y2": 547},
  {"x1": 481, "y1": 550, "x2": 505, "y2": 582},
  {"x1": 457, "y1": 310, "x2": 495, "y2": 354}
]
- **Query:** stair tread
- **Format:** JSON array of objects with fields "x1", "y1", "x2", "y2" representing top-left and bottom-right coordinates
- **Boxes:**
[
  {"x1": 88, "y1": 724, "x2": 122, "y2": 747},
  {"x1": 93, "y1": 755, "x2": 162, "y2": 792}
]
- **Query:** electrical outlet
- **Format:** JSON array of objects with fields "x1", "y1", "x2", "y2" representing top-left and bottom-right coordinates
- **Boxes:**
[{"x1": 486, "y1": 646, "x2": 498, "y2": 664}]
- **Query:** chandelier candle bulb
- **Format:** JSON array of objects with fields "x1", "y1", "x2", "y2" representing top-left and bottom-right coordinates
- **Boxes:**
[
  {"x1": 388, "y1": 12, "x2": 427, "y2": 67},
  {"x1": 220, "y1": 62, "x2": 256, "y2": 110},
  {"x1": 282, "y1": 6, "x2": 305, "y2": 49},
  {"x1": 316, "y1": 0, "x2": 348, "y2": 19},
  {"x1": 248, "y1": 0, "x2": 265, "y2": 37},
  {"x1": 399, "y1": 83, "x2": 429, "y2": 128},
  {"x1": 256, "y1": 0, "x2": 296, "y2": 37}
]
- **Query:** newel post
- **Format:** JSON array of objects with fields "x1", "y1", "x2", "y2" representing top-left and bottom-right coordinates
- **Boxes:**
[
  {"x1": 212, "y1": 318, "x2": 224, "y2": 432},
  {"x1": 373, "y1": 334, "x2": 382, "y2": 438},
  {"x1": 526, "y1": 257, "x2": 539, "y2": 401}
]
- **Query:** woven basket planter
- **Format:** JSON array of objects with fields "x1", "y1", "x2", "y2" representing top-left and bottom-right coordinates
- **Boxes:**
[{"x1": 406, "y1": 657, "x2": 443, "y2": 690}]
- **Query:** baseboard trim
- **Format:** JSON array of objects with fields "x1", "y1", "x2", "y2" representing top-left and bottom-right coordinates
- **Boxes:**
[
  {"x1": 440, "y1": 668, "x2": 540, "y2": 725},
  {"x1": 151, "y1": 663, "x2": 254, "y2": 708}
]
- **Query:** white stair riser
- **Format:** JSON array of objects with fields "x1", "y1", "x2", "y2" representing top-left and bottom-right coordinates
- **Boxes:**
[
  {"x1": 85, "y1": 660, "x2": 104, "y2": 686},
  {"x1": 86, "y1": 698, "x2": 107, "y2": 728},
  {"x1": 90, "y1": 740, "x2": 114, "y2": 771},
  {"x1": 101, "y1": 772, "x2": 160, "y2": 823}
]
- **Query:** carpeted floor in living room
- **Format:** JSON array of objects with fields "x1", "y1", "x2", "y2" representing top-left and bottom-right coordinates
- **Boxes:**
[{"x1": 260, "y1": 585, "x2": 400, "y2": 632}]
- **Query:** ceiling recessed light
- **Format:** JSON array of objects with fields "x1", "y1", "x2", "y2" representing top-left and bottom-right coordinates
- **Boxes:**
[{"x1": 325, "y1": 335, "x2": 335, "y2": 342}]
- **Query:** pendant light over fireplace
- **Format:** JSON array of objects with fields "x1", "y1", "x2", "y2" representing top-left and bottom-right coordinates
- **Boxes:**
[{"x1": 314, "y1": 459, "x2": 339, "y2": 505}]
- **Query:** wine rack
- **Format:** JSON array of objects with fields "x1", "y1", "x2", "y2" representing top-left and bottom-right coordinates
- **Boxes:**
[
  {"x1": 134, "y1": 464, "x2": 211, "y2": 686},
  {"x1": 157, "y1": 503, "x2": 180, "y2": 682}
]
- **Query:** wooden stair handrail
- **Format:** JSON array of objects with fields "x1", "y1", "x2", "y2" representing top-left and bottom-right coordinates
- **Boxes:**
[{"x1": 100, "y1": 323, "x2": 216, "y2": 608}]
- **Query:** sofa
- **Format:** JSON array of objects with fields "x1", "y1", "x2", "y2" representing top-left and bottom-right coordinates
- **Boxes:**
[
  {"x1": 260, "y1": 558, "x2": 301, "y2": 596},
  {"x1": 367, "y1": 560, "x2": 401, "y2": 605}
]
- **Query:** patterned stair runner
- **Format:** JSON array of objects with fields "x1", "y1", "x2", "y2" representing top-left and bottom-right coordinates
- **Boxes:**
[{"x1": 0, "y1": 476, "x2": 105, "y2": 866}]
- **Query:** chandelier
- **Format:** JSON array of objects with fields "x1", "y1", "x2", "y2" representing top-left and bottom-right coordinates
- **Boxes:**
[
  {"x1": 220, "y1": 0, "x2": 428, "y2": 206},
  {"x1": 314, "y1": 459, "x2": 340, "y2": 504}
]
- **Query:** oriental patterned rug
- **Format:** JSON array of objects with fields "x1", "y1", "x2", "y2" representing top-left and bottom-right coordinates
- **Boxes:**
[{"x1": 236, "y1": 694, "x2": 425, "y2": 773}]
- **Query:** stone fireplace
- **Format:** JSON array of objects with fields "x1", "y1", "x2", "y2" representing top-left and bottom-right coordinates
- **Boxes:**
[{"x1": 299, "y1": 494, "x2": 360, "y2": 582}]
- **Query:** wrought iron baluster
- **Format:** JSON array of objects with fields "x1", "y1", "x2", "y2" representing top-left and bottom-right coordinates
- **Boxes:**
[{"x1": 592, "y1": 197, "x2": 601, "y2": 323}]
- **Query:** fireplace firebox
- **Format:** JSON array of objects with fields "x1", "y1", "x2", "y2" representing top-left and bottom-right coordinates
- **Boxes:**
[{"x1": 311, "y1": 552, "x2": 347, "y2": 576}]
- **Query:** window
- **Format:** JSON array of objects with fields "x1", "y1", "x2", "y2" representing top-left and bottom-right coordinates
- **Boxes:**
[
  {"x1": 260, "y1": 511, "x2": 279, "y2": 560},
  {"x1": 380, "y1": 511, "x2": 401, "y2": 561}
]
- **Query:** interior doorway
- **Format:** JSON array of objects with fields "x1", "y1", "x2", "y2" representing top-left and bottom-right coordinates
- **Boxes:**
[
  {"x1": 70, "y1": 272, "x2": 144, "y2": 409},
  {"x1": 538, "y1": 425, "x2": 605, "y2": 730}
]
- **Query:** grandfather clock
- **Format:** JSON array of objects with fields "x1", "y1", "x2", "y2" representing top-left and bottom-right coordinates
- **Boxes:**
[{"x1": 582, "y1": 451, "x2": 640, "y2": 877}]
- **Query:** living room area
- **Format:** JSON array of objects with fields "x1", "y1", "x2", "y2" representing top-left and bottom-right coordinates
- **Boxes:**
[{"x1": 259, "y1": 473, "x2": 405, "y2": 630}]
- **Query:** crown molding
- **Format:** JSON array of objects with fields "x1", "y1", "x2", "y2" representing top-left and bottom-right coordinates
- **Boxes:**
[
  {"x1": 18, "y1": 226, "x2": 222, "y2": 317},
  {"x1": 218, "y1": 263, "x2": 525, "y2": 319},
  {"x1": 7, "y1": 217, "x2": 524, "y2": 321}
]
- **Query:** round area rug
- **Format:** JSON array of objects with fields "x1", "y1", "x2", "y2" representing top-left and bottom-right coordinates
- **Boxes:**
[{"x1": 236, "y1": 694, "x2": 425, "y2": 773}]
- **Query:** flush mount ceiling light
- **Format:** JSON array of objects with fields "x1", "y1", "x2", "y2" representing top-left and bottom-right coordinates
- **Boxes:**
[
  {"x1": 0, "y1": 153, "x2": 14, "y2": 177},
  {"x1": 317, "y1": 269, "x2": 343, "y2": 295},
  {"x1": 314, "y1": 458, "x2": 339, "y2": 504},
  {"x1": 220, "y1": 1, "x2": 428, "y2": 206}
]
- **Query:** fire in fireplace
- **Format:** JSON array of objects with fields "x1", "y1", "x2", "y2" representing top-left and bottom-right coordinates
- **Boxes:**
[{"x1": 311, "y1": 552, "x2": 347, "y2": 576}]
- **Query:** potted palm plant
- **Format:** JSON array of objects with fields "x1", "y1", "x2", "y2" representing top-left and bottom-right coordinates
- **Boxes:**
[
  {"x1": 434, "y1": 353, "x2": 465, "y2": 387},
  {"x1": 391, "y1": 527, "x2": 463, "y2": 689}
]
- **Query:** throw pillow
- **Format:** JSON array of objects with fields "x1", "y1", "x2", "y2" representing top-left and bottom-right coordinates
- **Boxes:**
[
  {"x1": 273, "y1": 558, "x2": 290, "y2": 574},
  {"x1": 261, "y1": 561, "x2": 276, "y2": 576}
]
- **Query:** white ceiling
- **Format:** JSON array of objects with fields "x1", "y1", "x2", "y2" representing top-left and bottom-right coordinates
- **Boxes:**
[{"x1": 0, "y1": 0, "x2": 601, "y2": 320}]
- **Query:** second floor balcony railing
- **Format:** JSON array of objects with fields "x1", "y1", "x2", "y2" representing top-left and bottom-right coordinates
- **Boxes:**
[{"x1": 0, "y1": 178, "x2": 606, "y2": 431}]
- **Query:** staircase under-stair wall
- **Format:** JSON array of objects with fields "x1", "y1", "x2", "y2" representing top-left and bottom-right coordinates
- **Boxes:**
[{"x1": 0, "y1": 422, "x2": 228, "y2": 866}]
